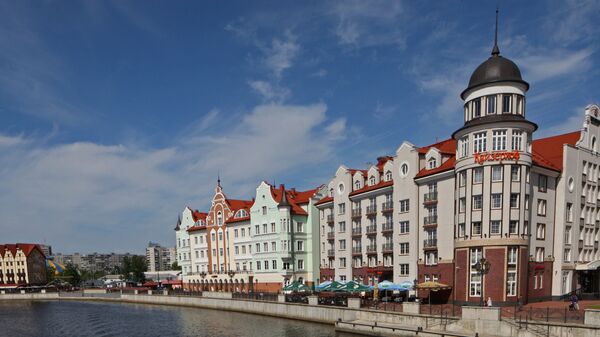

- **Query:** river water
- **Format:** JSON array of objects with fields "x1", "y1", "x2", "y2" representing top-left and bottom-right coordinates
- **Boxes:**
[{"x1": 0, "y1": 300, "x2": 355, "y2": 337}]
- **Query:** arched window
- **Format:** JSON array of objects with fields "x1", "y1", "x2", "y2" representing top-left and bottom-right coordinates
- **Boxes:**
[
  {"x1": 355, "y1": 180, "x2": 361, "y2": 190},
  {"x1": 428, "y1": 158, "x2": 437, "y2": 169},
  {"x1": 329, "y1": 188, "x2": 334, "y2": 197},
  {"x1": 235, "y1": 209, "x2": 247, "y2": 218},
  {"x1": 385, "y1": 171, "x2": 392, "y2": 181},
  {"x1": 369, "y1": 176, "x2": 376, "y2": 185},
  {"x1": 592, "y1": 136, "x2": 597, "y2": 153},
  {"x1": 217, "y1": 212, "x2": 223, "y2": 226}
]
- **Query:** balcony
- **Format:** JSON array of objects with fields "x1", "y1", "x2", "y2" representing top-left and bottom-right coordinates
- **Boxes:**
[
  {"x1": 327, "y1": 249, "x2": 335, "y2": 257},
  {"x1": 423, "y1": 239, "x2": 437, "y2": 250},
  {"x1": 424, "y1": 192, "x2": 438, "y2": 204},
  {"x1": 382, "y1": 222, "x2": 393, "y2": 233},
  {"x1": 424, "y1": 216, "x2": 438, "y2": 226},
  {"x1": 327, "y1": 214, "x2": 334, "y2": 224},
  {"x1": 351, "y1": 227, "x2": 362, "y2": 237},
  {"x1": 381, "y1": 201, "x2": 393, "y2": 213},
  {"x1": 327, "y1": 232, "x2": 335, "y2": 240},
  {"x1": 366, "y1": 225, "x2": 377, "y2": 235},
  {"x1": 352, "y1": 247, "x2": 362, "y2": 255},
  {"x1": 351, "y1": 208, "x2": 362, "y2": 219},
  {"x1": 382, "y1": 243, "x2": 393, "y2": 253},
  {"x1": 366, "y1": 205, "x2": 377, "y2": 216},
  {"x1": 366, "y1": 245, "x2": 377, "y2": 254}
]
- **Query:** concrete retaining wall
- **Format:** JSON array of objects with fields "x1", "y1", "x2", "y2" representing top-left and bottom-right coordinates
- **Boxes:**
[
  {"x1": 0, "y1": 292, "x2": 59, "y2": 300},
  {"x1": 586, "y1": 309, "x2": 600, "y2": 326},
  {"x1": 202, "y1": 291, "x2": 232, "y2": 299}
]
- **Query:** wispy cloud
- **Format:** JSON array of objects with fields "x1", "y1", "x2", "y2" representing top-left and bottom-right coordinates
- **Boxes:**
[
  {"x1": 263, "y1": 33, "x2": 300, "y2": 79},
  {"x1": 518, "y1": 49, "x2": 594, "y2": 83},
  {"x1": 248, "y1": 80, "x2": 291, "y2": 102}
]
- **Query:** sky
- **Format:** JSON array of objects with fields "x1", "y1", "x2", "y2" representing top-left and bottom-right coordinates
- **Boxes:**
[{"x1": 1, "y1": 0, "x2": 599, "y2": 254}]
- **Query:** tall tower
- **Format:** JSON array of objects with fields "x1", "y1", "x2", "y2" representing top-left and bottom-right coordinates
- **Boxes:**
[{"x1": 452, "y1": 12, "x2": 537, "y2": 305}]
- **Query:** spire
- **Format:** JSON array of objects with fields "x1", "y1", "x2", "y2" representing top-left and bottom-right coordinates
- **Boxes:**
[
  {"x1": 279, "y1": 184, "x2": 290, "y2": 207},
  {"x1": 217, "y1": 173, "x2": 221, "y2": 187},
  {"x1": 174, "y1": 215, "x2": 181, "y2": 231},
  {"x1": 491, "y1": 7, "x2": 500, "y2": 56}
]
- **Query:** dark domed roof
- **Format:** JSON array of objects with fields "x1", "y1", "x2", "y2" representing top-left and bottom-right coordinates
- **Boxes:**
[{"x1": 461, "y1": 49, "x2": 529, "y2": 99}]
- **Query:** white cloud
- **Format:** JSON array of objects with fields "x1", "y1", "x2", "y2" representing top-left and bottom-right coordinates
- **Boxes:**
[
  {"x1": 248, "y1": 80, "x2": 291, "y2": 102},
  {"x1": 518, "y1": 49, "x2": 594, "y2": 83},
  {"x1": 263, "y1": 34, "x2": 300, "y2": 79},
  {"x1": 311, "y1": 69, "x2": 328, "y2": 78},
  {"x1": 0, "y1": 103, "x2": 345, "y2": 253},
  {"x1": 373, "y1": 101, "x2": 397, "y2": 119}
]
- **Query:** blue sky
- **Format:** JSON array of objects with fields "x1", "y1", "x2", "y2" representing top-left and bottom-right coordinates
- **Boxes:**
[{"x1": 1, "y1": 1, "x2": 598, "y2": 254}]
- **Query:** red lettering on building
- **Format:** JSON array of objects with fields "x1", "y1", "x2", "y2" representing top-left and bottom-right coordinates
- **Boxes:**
[{"x1": 473, "y1": 151, "x2": 520, "y2": 165}]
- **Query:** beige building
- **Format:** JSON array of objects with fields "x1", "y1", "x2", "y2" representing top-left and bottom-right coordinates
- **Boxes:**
[
  {"x1": 146, "y1": 242, "x2": 176, "y2": 272},
  {"x1": 0, "y1": 243, "x2": 47, "y2": 287}
]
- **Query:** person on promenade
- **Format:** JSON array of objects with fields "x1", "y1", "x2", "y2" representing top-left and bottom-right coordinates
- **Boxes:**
[
  {"x1": 570, "y1": 293, "x2": 579, "y2": 311},
  {"x1": 486, "y1": 297, "x2": 492, "y2": 307}
]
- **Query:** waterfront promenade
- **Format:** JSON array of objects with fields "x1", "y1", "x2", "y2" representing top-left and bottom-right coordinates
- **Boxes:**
[{"x1": 3, "y1": 290, "x2": 600, "y2": 337}]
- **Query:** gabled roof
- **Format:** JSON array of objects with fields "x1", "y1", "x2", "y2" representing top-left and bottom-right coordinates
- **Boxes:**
[
  {"x1": 224, "y1": 199, "x2": 254, "y2": 223},
  {"x1": 0, "y1": 244, "x2": 45, "y2": 258},
  {"x1": 191, "y1": 210, "x2": 208, "y2": 222},
  {"x1": 315, "y1": 196, "x2": 334, "y2": 206},
  {"x1": 270, "y1": 184, "x2": 320, "y2": 215},
  {"x1": 348, "y1": 180, "x2": 394, "y2": 196},
  {"x1": 531, "y1": 131, "x2": 580, "y2": 171},
  {"x1": 187, "y1": 225, "x2": 207, "y2": 232},
  {"x1": 415, "y1": 156, "x2": 456, "y2": 179},
  {"x1": 418, "y1": 138, "x2": 456, "y2": 155}
]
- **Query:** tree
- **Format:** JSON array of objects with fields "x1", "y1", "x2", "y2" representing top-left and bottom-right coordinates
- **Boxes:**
[
  {"x1": 171, "y1": 262, "x2": 181, "y2": 271},
  {"x1": 121, "y1": 256, "x2": 147, "y2": 283},
  {"x1": 63, "y1": 263, "x2": 81, "y2": 286}
]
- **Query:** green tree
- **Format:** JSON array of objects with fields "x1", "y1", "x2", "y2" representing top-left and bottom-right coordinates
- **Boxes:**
[
  {"x1": 121, "y1": 256, "x2": 147, "y2": 283},
  {"x1": 63, "y1": 263, "x2": 81, "y2": 286},
  {"x1": 171, "y1": 262, "x2": 181, "y2": 271},
  {"x1": 45, "y1": 266, "x2": 56, "y2": 284}
]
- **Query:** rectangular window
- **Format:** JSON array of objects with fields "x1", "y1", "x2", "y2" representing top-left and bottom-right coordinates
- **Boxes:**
[
  {"x1": 425, "y1": 251, "x2": 438, "y2": 265},
  {"x1": 340, "y1": 257, "x2": 346, "y2": 268},
  {"x1": 470, "y1": 248, "x2": 482, "y2": 296},
  {"x1": 271, "y1": 223, "x2": 276, "y2": 232},
  {"x1": 508, "y1": 247, "x2": 518, "y2": 264},
  {"x1": 507, "y1": 271, "x2": 517, "y2": 296},
  {"x1": 509, "y1": 220, "x2": 518, "y2": 234},
  {"x1": 399, "y1": 264, "x2": 409, "y2": 276},
  {"x1": 473, "y1": 98, "x2": 481, "y2": 117},
  {"x1": 296, "y1": 222, "x2": 304, "y2": 232},
  {"x1": 339, "y1": 239, "x2": 346, "y2": 250},
  {"x1": 492, "y1": 165, "x2": 503, "y2": 181},
  {"x1": 502, "y1": 94, "x2": 512, "y2": 113},
  {"x1": 537, "y1": 199, "x2": 547, "y2": 216},
  {"x1": 490, "y1": 220, "x2": 501, "y2": 234},
  {"x1": 263, "y1": 223, "x2": 267, "y2": 233},
  {"x1": 491, "y1": 193, "x2": 502, "y2": 208},
  {"x1": 263, "y1": 242, "x2": 268, "y2": 252},
  {"x1": 458, "y1": 223, "x2": 466, "y2": 237},
  {"x1": 297, "y1": 241, "x2": 304, "y2": 251},
  {"x1": 262, "y1": 206, "x2": 267, "y2": 215},
  {"x1": 339, "y1": 221, "x2": 346, "y2": 232},
  {"x1": 472, "y1": 222, "x2": 482, "y2": 235},
  {"x1": 487, "y1": 95, "x2": 496, "y2": 114},
  {"x1": 255, "y1": 225, "x2": 260, "y2": 235},
  {"x1": 564, "y1": 248, "x2": 571, "y2": 262},
  {"x1": 399, "y1": 199, "x2": 410, "y2": 213},
  {"x1": 473, "y1": 167, "x2": 483, "y2": 184},
  {"x1": 536, "y1": 247, "x2": 545, "y2": 262},
  {"x1": 492, "y1": 130, "x2": 507, "y2": 151},
  {"x1": 536, "y1": 223, "x2": 546, "y2": 239},
  {"x1": 399, "y1": 221, "x2": 409, "y2": 234},
  {"x1": 511, "y1": 165, "x2": 520, "y2": 181},
  {"x1": 271, "y1": 242, "x2": 277, "y2": 251},
  {"x1": 473, "y1": 195, "x2": 483, "y2": 210},
  {"x1": 512, "y1": 130, "x2": 522, "y2": 151},
  {"x1": 255, "y1": 243, "x2": 260, "y2": 253},
  {"x1": 399, "y1": 242, "x2": 409, "y2": 254},
  {"x1": 298, "y1": 260, "x2": 304, "y2": 270},
  {"x1": 338, "y1": 203, "x2": 346, "y2": 215},
  {"x1": 264, "y1": 261, "x2": 269, "y2": 270},
  {"x1": 459, "y1": 197, "x2": 466, "y2": 213},
  {"x1": 460, "y1": 136, "x2": 469, "y2": 158},
  {"x1": 538, "y1": 175, "x2": 548, "y2": 192},
  {"x1": 272, "y1": 260, "x2": 277, "y2": 269},
  {"x1": 510, "y1": 193, "x2": 519, "y2": 208},
  {"x1": 566, "y1": 203, "x2": 573, "y2": 222},
  {"x1": 459, "y1": 171, "x2": 467, "y2": 187},
  {"x1": 473, "y1": 132, "x2": 487, "y2": 153}
]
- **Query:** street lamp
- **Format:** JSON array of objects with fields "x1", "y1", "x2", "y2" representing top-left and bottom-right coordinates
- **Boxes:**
[{"x1": 473, "y1": 257, "x2": 491, "y2": 307}]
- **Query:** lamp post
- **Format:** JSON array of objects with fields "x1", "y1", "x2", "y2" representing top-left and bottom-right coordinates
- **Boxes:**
[{"x1": 473, "y1": 257, "x2": 491, "y2": 307}]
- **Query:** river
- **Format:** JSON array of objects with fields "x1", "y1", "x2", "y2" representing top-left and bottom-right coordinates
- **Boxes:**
[{"x1": 0, "y1": 300, "x2": 357, "y2": 337}]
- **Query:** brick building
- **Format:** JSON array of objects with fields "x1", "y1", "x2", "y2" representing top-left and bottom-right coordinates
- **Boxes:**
[{"x1": 0, "y1": 243, "x2": 47, "y2": 287}]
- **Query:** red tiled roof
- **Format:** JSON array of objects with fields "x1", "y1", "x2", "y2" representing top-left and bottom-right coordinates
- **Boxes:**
[
  {"x1": 270, "y1": 185, "x2": 320, "y2": 215},
  {"x1": 349, "y1": 169, "x2": 368, "y2": 177},
  {"x1": 315, "y1": 196, "x2": 333, "y2": 206},
  {"x1": 418, "y1": 138, "x2": 456, "y2": 155},
  {"x1": 187, "y1": 225, "x2": 207, "y2": 232},
  {"x1": 376, "y1": 156, "x2": 394, "y2": 173},
  {"x1": 532, "y1": 131, "x2": 580, "y2": 171},
  {"x1": 348, "y1": 180, "x2": 394, "y2": 196},
  {"x1": 191, "y1": 210, "x2": 208, "y2": 222},
  {"x1": 415, "y1": 156, "x2": 457, "y2": 179},
  {"x1": 226, "y1": 199, "x2": 254, "y2": 212},
  {"x1": 225, "y1": 215, "x2": 250, "y2": 224},
  {"x1": 0, "y1": 244, "x2": 45, "y2": 258}
]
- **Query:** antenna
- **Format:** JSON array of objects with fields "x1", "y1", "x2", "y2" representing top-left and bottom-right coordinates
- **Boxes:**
[{"x1": 492, "y1": 7, "x2": 500, "y2": 56}]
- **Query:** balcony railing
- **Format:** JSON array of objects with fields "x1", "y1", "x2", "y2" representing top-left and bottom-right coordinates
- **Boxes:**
[
  {"x1": 351, "y1": 227, "x2": 362, "y2": 236},
  {"x1": 366, "y1": 245, "x2": 377, "y2": 253},
  {"x1": 327, "y1": 249, "x2": 335, "y2": 257},
  {"x1": 352, "y1": 247, "x2": 362, "y2": 254},
  {"x1": 366, "y1": 205, "x2": 377, "y2": 215},
  {"x1": 424, "y1": 192, "x2": 438, "y2": 203},
  {"x1": 423, "y1": 239, "x2": 437, "y2": 248},
  {"x1": 382, "y1": 223, "x2": 393, "y2": 232},
  {"x1": 382, "y1": 243, "x2": 393, "y2": 252},
  {"x1": 327, "y1": 215, "x2": 334, "y2": 223},
  {"x1": 424, "y1": 216, "x2": 438, "y2": 225},
  {"x1": 381, "y1": 201, "x2": 393, "y2": 213},
  {"x1": 327, "y1": 232, "x2": 335, "y2": 240},
  {"x1": 351, "y1": 208, "x2": 362, "y2": 218},
  {"x1": 366, "y1": 225, "x2": 377, "y2": 234}
]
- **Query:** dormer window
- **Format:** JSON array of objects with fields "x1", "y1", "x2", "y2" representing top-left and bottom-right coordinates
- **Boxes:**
[
  {"x1": 427, "y1": 158, "x2": 437, "y2": 169},
  {"x1": 369, "y1": 176, "x2": 376, "y2": 185},
  {"x1": 385, "y1": 171, "x2": 392, "y2": 181},
  {"x1": 235, "y1": 209, "x2": 248, "y2": 218},
  {"x1": 355, "y1": 180, "x2": 361, "y2": 190},
  {"x1": 486, "y1": 95, "x2": 496, "y2": 114}
]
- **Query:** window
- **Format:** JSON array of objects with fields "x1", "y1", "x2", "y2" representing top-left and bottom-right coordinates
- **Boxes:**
[
  {"x1": 470, "y1": 248, "x2": 482, "y2": 296},
  {"x1": 535, "y1": 247, "x2": 545, "y2": 262},
  {"x1": 400, "y1": 163, "x2": 409, "y2": 176},
  {"x1": 425, "y1": 251, "x2": 438, "y2": 265},
  {"x1": 399, "y1": 199, "x2": 410, "y2": 213},
  {"x1": 492, "y1": 130, "x2": 507, "y2": 151},
  {"x1": 487, "y1": 95, "x2": 496, "y2": 114},
  {"x1": 491, "y1": 193, "x2": 502, "y2": 208},
  {"x1": 507, "y1": 270, "x2": 517, "y2": 296},
  {"x1": 271, "y1": 242, "x2": 276, "y2": 251},
  {"x1": 369, "y1": 176, "x2": 375, "y2": 185},
  {"x1": 459, "y1": 171, "x2": 467, "y2": 187},
  {"x1": 263, "y1": 242, "x2": 268, "y2": 252},
  {"x1": 212, "y1": 248, "x2": 216, "y2": 257},
  {"x1": 297, "y1": 241, "x2": 304, "y2": 251},
  {"x1": 538, "y1": 175, "x2": 548, "y2": 192},
  {"x1": 492, "y1": 165, "x2": 503, "y2": 181},
  {"x1": 536, "y1": 223, "x2": 546, "y2": 239},
  {"x1": 460, "y1": 136, "x2": 469, "y2": 158},
  {"x1": 256, "y1": 261, "x2": 261, "y2": 270},
  {"x1": 511, "y1": 165, "x2": 520, "y2": 181},
  {"x1": 537, "y1": 199, "x2": 547, "y2": 216},
  {"x1": 262, "y1": 206, "x2": 267, "y2": 215},
  {"x1": 459, "y1": 197, "x2": 466, "y2": 213},
  {"x1": 473, "y1": 167, "x2": 483, "y2": 184},
  {"x1": 264, "y1": 261, "x2": 269, "y2": 270},
  {"x1": 399, "y1": 242, "x2": 409, "y2": 254},
  {"x1": 385, "y1": 171, "x2": 392, "y2": 181},
  {"x1": 502, "y1": 94, "x2": 512, "y2": 113},
  {"x1": 339, "y1": 257, "x2": 346, "y2": 268},
  {"x1": 271, "y1": 223, "x2": 276, "y2": 232},
  {"x1": 262, "y1": 223, "x2": 268, "y2": 233},
  {"x1": 338, "y1": 221, "x2": 346, "y2": 232},
  {"x1": 473, "y1": 98, "x2": 481, "y2": 117},
  {"x1": 234, "y1": 246, "x2": 239, "y2": 255},
  {"x1": 458, "y1": 223, "x2": 466, "y2": 237},
  {"x1": 473, "y1": 132, "x2": 487, "y2": 153},
  {"x1": 490, "y1": 220, "x2": 501, "y2": 234},
  {"x1": 511, "y1": 130, "x2": 522, "y2": 151},
  {"x1": 564, "y1": 227, "x2": 572, "y2": 244},
  {"x1": 399, "y1": 264, "x2": 409, "y2": 276},
  {"x1": 399, "y1": 221, "x2": 409, "y2": 234},
  {"x1": 255, "y1": 225, "x2": 260, "y2": 235},
  {"x1": 525, "y1": 195, "x2": 530, "y2": 210},
  {"x1": 428, "y1": 157, "x2": 437, "y2": 169},
  {"x1": 255, "y1": 243, "x2": 260, "y2": 253},
  {"x1": 473, "y1": 195, "x2": 483, "y2": 210},
  {"x1": 510, "y1": 193, "x2": 519, "y2": 208},
  {"x1": 472, "y1": 222, "x2": 482, "y2": 235},
  {"x1": 516, "y1": 96, "x2": 524, "y2": 115},
  {"x1": 338, "y1": 203, "x2": 346, "y2": 215},
  {"x1": 298, "y1": 260, "x2": 304, "y2": 270},
  {"x1": 566, "y1": 203, "x2": 573, "y2": 222},
  {"x1": 354, "y1": 180, "x2": 361, "y2": 190},
  {"x1": 296, "y1": 222, "x2": 304, "y2": 232},
  {"x1": 509, "y1": 220, "x2": 518, "y2": 234},
  {"x1": 234, "y1": 229, "x2": 238, "y2": 238},
  {"x1": 564, "y1": 248, "x2": 571, "y2": 262},
  {"x1": 339, "y1": 239, "x2": 346, "y2": 250}
]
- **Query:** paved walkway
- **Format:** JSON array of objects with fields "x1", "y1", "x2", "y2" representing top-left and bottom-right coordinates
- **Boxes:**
[{"x1": 523, "y1": 299, "x2": 600, "y2": 310}]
